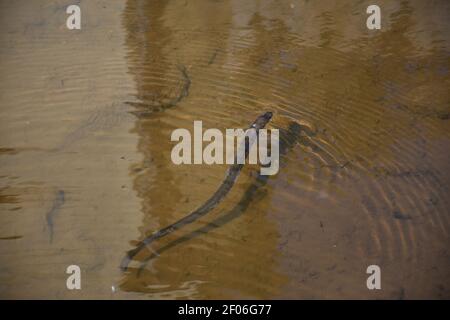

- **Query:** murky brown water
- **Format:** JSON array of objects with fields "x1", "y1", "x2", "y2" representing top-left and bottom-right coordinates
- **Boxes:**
[{"x1": 0, "y1": 0, "x2": 449, "y2": 299}]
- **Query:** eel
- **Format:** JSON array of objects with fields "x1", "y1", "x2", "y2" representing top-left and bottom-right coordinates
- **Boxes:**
[
  {"x1": 134, "y1": 121, "x2": 303, "y2": 275},
  {"x1": 120, "y1": 111, "x2": 273, "y2": 271}
]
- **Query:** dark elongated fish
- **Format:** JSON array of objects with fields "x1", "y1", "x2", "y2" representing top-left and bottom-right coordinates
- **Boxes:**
[
  {"x1": 134, "y1": 121, "x2": 302, "y2": 275},
  {"x1": 46, "y1": 190, "x2": 65, "y2": 243},
  {"x1": 120, "y1": 112, "x2": 273, "y2": 271}
]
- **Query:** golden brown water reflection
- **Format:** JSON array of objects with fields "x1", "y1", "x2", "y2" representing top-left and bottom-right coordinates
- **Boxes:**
[{"x1": 0, "y1": 0, "x2": 449, "y2": 299}]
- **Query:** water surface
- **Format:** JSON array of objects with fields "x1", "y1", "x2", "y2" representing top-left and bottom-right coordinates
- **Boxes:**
[{"x1": 0, "y1": 0, "x2": 449, "y2": 299}]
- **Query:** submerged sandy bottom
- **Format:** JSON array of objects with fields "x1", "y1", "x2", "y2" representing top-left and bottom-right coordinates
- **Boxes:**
[{"x1": 0, "y1": 0, "x2": 449, "y2": 299}]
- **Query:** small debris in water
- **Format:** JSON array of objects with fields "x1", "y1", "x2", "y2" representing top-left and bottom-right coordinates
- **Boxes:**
[
  {"x1": 0, "y1": 235, "x2": 23, "y2": 240},
  {"x1": 393, "y1": 211, "x2": 412, "y2": 220}
]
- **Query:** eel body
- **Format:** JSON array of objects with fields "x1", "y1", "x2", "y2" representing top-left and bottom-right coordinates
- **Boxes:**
[{"x1": 121, "y1": 111, "x2": 273, "y2": 271}]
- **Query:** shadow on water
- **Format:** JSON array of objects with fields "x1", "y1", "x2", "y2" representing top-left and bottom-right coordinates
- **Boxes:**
[
  {"x1": 121, "y1": 0, "x2": 183, "y2": 243},
  {"x1": 119, "y1": 0, "x2": 289, "y2": 298}
]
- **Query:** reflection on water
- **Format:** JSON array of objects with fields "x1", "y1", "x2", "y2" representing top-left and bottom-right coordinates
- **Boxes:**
[{"x1": 0, "y1": 0, "x2": 449, "y2": 299}]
